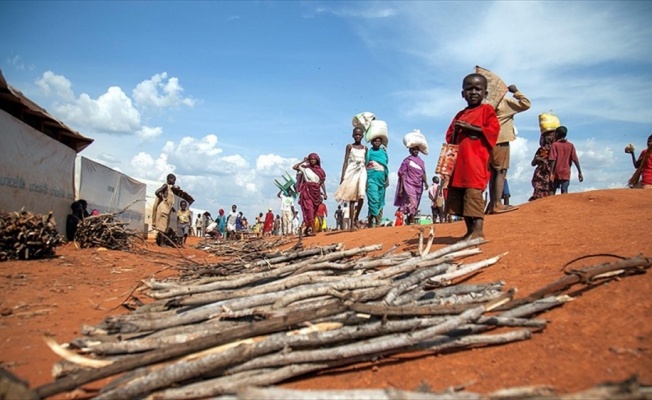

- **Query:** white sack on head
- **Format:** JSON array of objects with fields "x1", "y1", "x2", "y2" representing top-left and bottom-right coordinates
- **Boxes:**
[
  {"x1": 352, "y1": 112, "x2": 376, "y2": 131},
  {"x1": 365, "y1": 120, "x2": 389, "y2": 146},
  {"x1": 403, "y1": 129, "x2": 429, "y2": 155}
]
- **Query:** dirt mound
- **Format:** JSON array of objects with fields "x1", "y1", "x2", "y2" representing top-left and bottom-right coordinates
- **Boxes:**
[{"x1": 0, "y1": 189, "x2": 650, "y2": 396}]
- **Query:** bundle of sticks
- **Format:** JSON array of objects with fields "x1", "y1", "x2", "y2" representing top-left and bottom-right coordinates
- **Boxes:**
[
  {"x1": 36, "y1": 240, "x2": 651, "y2": 400},
  {"x1": 179, "y1": 242, "x2": 340, "y2": 280},
  {"x1": 0, "y1": 210, "x2": 62, "y2": 261},
  {"x1": 73, "y1": 214, "x2": 139, "y2": 250},
  {"x1": 192, "y1": 236, "x2": 294, "y2": 265}
]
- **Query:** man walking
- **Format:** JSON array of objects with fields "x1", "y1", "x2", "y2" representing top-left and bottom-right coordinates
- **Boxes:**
[{"x1": 487, "y1": 84, "x2": 530, "y2": 214}]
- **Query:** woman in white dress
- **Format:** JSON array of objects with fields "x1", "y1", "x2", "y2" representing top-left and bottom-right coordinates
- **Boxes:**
[{"x1": 334, "y1": 127, "x2": 367, "y2": 230}]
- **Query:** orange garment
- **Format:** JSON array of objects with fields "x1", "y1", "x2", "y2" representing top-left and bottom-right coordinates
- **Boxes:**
[{"x1": 394, "y1": 210, "x2": 404, "y2": 226}]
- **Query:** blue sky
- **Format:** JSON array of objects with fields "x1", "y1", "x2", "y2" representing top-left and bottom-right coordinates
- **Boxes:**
[{"x1": 2, "y1": 1, "x2": 651, "y2": 221}]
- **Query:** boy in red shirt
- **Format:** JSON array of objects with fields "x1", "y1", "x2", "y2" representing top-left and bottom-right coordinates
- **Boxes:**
[
  {"x1": 549, "y1": 126, "x2": 583, "y2": 194},
  {"x1": 445, "y1": 73, "x2": 500, "y2": 240}
]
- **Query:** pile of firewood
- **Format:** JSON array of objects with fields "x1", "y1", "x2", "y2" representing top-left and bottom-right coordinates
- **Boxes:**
[
  {"x1": 35, "y1": 239, "x2": 651, "y2": 400},
  {"x1": 0, "y1": 210, "x2": 62, "y2": 261},
  {"x1": 73, "y1": 214, "x2": 139, "y2": 250},
  {"x1": 193, "y1": 236, "x2": 294, "y2": 264},
  {"x1": 179, "y1": 243, "x2": 341, "y2": 280}
]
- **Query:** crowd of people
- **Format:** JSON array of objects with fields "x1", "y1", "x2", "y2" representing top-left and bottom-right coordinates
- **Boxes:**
[{"x1": 147, "y1": 71, "x2": 652, "y2": 246}]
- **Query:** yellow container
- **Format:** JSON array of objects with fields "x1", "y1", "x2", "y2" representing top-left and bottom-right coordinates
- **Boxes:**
[{"x1": 539, "y1": 112, "x2": 560, "y2": 133}]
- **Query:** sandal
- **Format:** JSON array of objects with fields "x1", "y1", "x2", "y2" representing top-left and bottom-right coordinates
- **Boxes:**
[{"x1": 492, "y1": 205, "x2": 519, "y2": 214}]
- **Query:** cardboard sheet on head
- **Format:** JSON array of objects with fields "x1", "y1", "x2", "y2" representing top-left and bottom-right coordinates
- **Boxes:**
[{"x1": 475, "y1": 66, "x2": 508, "y2": 109}]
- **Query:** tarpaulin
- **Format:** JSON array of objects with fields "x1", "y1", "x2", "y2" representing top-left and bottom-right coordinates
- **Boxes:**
[
  {"x1": 77, "y1": 156, "x2": 146, "y2": 234},
  {"x1": 0, "y1": 109, "x2": 76, "y2": 233}
]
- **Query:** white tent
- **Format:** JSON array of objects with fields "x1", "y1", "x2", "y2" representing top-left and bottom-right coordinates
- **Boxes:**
[
  {"x1": 0, "y1": 109, "x2": 76, "y2": 230},
  {"x1": 76, "y1": 156, "x2": 147, "y2": 234}
]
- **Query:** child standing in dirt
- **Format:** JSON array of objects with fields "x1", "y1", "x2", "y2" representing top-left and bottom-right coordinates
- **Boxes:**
[
  {"x1": 316, "y1": 201, "x2": 328, "y2": 232},
  {"x1": 176, "y1": 200, "x2": 191, "y2": 245},
  {"x1": 444, "y1": 73, "x2": 500, "y2": 240},
  {"x1": 549, "y1": 126, "x2": 583, "y2": 194}
]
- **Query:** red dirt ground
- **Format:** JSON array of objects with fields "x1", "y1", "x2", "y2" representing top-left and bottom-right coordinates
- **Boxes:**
[{"x1": 1, "y1": 189, "x2": 651, "y2": 398}]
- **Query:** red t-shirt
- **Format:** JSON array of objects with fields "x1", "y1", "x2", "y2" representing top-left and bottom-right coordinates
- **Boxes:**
[
  {"x1": 445, "y1": 104, "x2": 500, "y2": 190},
  {"x1": 549, "y1": 140, "x2": 578, "y2": 181},
  {"x1": 638, "y1": 150, "x2": 652, "y2": 186},
  {"x1": 316, "y1": 203, "x2": 328, "y2": 217}
]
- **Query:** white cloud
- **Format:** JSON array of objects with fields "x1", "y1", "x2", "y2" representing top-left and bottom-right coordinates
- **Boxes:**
[
  {"x1": 507, "y1": 137, "x2": 534, "y2": 184},
  {"x1": 33, "y1": 71, "x2": 196, "y2": 136},
  {"x1": 234, "y1": 169, "x2": 258, "y2": 193},
  {"x1": 219, "y1": 154, "x2": 250, "y2": 173},
  {"x1": 56, "y1": 86, "x2": 142, "y2": 133},
  {"x1": 36, "y1": 71, "x2": 74, "y2": 101},
  {"x1": 577, "y1": 139, "x2": 617, "y2": 167},
  {"x1": 132, "y1": 72, "x2": 195, "y2": 110},
  {"x1": 312, "y1": 3, "x2": 396, "y2": 19},
  {"x1": 36, "y1": 71, "x2": 143, "y2": 134},
  {"x1": 256, "y1": 154, "x2": 299, "y2": 177},
  {"x1": 130, "y1": 152, "x2": 175, "y2": 181},
  {"x1": 158, "y1": 135, "x2": 255, "y2": 176},
  {"x1": 137, "y1": 126, "x2": 163, "y2": 142},
  {"x1": 6, "y1": 55, "x2": 34, "y2": 71}
]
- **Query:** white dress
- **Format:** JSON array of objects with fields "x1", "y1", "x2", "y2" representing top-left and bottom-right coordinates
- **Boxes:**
[{"x1": 334, "y1": 147, "x2": 367, "y2": 202}]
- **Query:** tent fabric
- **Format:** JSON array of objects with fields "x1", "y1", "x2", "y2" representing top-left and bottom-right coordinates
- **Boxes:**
[
  {"x1": 78, "y1": 157, "x2": 146, "y2": 233},
  {"x1": 0, "y1": 109, "x2": 76, "y2": 233}
]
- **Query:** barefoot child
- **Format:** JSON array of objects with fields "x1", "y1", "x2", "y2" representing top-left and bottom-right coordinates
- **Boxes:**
[
  {"x1": 334, "y1": 127, "x2": 367, "y2": 230},
  {"x1": 176, "y1": 200, "x2": 191, "y2": 245},
  {"x1": 445, "y1": 73, "x2": 500, "y2": 240}
]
